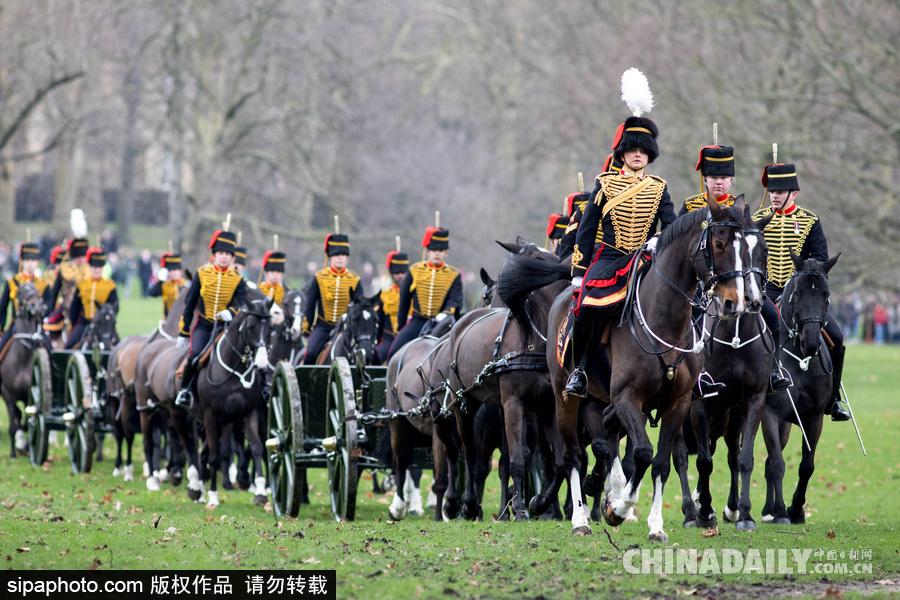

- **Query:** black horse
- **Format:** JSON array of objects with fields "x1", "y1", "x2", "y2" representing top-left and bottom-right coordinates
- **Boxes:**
[
  {"x1": 0, "y1": 283, "x2": 46, "y2": 458},
  {"x1": 761, "y1": 250, "x2": 841, "y2": 525},
  {"x1": 173, "y1": 289, "x2": 273, "y2": 507},
  {"x1": 673, "y1": 211, "x2": 775, "y2": 532},
  {"x1": 80, "y1": 302, "x2": 120, "y2": 352},
  {"x1": 319, "y1": 294, "x2": 380, "y2": 366},
  {"x1": 500, "y1": 196, "x2": 753, "y2": 540}
]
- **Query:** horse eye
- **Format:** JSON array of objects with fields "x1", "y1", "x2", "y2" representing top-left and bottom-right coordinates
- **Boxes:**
[{"x1": 715, "y1": 240, "x2": 725, "y2": 250}]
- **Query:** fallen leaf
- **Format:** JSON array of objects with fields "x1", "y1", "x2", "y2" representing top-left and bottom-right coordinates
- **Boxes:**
[
  {"x1": 93, "y1": 545, "x2": 108, "y2": 551},
  {"x1": 166, "y1": 527, "x2": 178, "y2": 534},
  {"x1": 303, "y1": 556, "x2": 321, "y2": 564},
  {"x1": 676, "y1": 589, "x2": 698, "y2": 596},
  {"x1": 701, "y1": 527, "x2": 720, "y2": 538},
  {"x1": 827, "y1": 530, "x2": 836, "y2": 539},
  {"x1": 16, "y1": 547, "x2": 30, "y2": 553},
  {"x1": 59, "y1": 549, "x2": 69, "y2": 557},
  {"x1": 817, "y1": 588, "x2": 844, "y2": 600}
]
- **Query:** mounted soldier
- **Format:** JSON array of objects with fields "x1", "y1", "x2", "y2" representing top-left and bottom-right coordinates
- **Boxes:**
[
  {"x1": 41, "y1": 246, "x2": 65, "y2": 291},
  {"x1": 65, "y1": 247, "x2": 118, "y2": 349},
  {"x1": 45, "y1": 209, "x2": 90, "y2": 337},
  {"x1": 258, "y1": 249, "x2": 288, "y2": 308},
  {"x1": 565, "y1": 69, "x2": 677, "y2": 398},
  {"x1": 374, "y1": 249, "x2": 409, "y2": 363},
  {"x1": 301, "y1": 232, "x2": 362, "y2": 364},
  {"x1": 148, "y1": 252, "x2": 187, "y2": 317},
  {"x1": 0, "y1": 242, "x2": 52, "y2": 352},
  {"x1": 752, "y1": 162, "x2": 849, "y2": 421},
  {"x1": 545, "y1": 214, "x2": 569, "y2": 254},
  {"x1": 387, "y1": 225, "x2": 463, "y2": 360},
  {"x1": 175, "y1": 230, "x2": 249, "y2": 408}
]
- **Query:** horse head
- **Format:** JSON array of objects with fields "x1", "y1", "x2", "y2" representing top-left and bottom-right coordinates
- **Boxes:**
[
  {"x1": 280, "y1": 289, "x2": 305, "y2": 342},
  {"x1": 83, "y1": 303, "x2": 118, "y2": 351},
  {"x1": 231, "y1": 289, "x2": 273, "y2": 370},
  {"x1": 341, "y1": 294, "x2": 379, "y2": 365},
  {"x1": 785, "y1": 249, "x2": 840, "y2": 357},
  {"x1": 477, "y1": 268, "x2": 497, "y2": 308},
  {"x1": 682, "y1": 193, "x2": 753, "y2": 320},
  {"x1": 741, "y1": 207, "x2": 774, "y2": 314},
  {"x1": 15, "y1": 283, "x2": 45, "y2": 328}
]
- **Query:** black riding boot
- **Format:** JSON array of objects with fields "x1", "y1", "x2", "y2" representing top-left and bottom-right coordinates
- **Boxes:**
[
  {"x1": 769, "y1": 361, "x2": 791, "y2": 393},
  {"x1": 829, "y1": 345, "x2": 850, "y2": 422},
  {"x1": 564, "y1": 314, "x2": 592, "y2": 398},
  {"x1": 175, "y1": 361, "x2": 196, "y2": 409},
  {"x1": 761, "y1": 297, "x2": 791, "y2": 393}
]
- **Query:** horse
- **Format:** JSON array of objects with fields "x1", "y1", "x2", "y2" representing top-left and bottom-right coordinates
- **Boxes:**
[
  {"x1": 672, "y1": 211, "x2": 774, "y2": 531},
  {"x1": 105, "y1": 333, "x2": 149, "y2": 480},
  {"x1": 0, "y1": 283, "x2": 46, "y2": 458},
  {"x1": 79, "y1": 302, "x2": 120, "y2": 352},
  {"x1": 420, "y1": 239, "x2": 566, "y2": 522},
  {"x1": 314, "y1": 293, "x2": 381, "y2": 366},
  {"x1": 760, "y1": 250, "x2": 841, "y2": 525},
  {"x1": 174, "y1": 289, "x2": 273, "y2": 507},
  {"x1": 499, "y1": 195, "x2": 753, "y2": 540}
]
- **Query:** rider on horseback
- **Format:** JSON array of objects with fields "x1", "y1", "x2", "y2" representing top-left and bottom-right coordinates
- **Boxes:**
[
  {"x1": 374, "y1": 250, "x2": 409, "y2": 363},
  {"x1": 148, "y1": 252, "x2": 187, "y2": 317},
  {"x1": 545, "y1": 214, "x2": 569, "y2": 254},
  {"x1": 679, "y1": 144, "x2": 791, "y2": 394},
  {"x1": 301, "y1": 233, "x2": 362, "y2": 364},
  {"x1": 175, "y1": 230, "x2": 248, "y2": 408},
  {"x1": 64, "y1": 247, "x2": 118, "y2": 349},
  {"x1": 258, "y1": 250, "x2": 288, "y2": 307},
  {"x1": 565, "y1": 113, "x2": 677, "y2": 398},
  {"x1": 0, "y1": 242, "x2": 52, "y2": 351},
  {"x1": 556, "y1": 150, "x2": 622, "y2": 262},
  {"x1": 387, "y1": 227, "x2": 462, "y2": 360},
  {"x1": 753, "y1": 163, "x2": 850, "y2": 421}
]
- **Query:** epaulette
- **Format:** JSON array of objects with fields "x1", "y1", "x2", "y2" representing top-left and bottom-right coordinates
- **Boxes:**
[{"x1": 752, "y1": 206, "x2": 774, "y2": 220}]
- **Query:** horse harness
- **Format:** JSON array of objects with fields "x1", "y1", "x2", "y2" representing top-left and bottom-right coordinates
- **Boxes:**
[{"x1": 778, "y1": 271, "x2": 833, "y2": 374}]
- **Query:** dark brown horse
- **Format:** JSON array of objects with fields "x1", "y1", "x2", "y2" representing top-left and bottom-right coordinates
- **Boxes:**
[
  {"x1": 761, "y1": 251, "x2": 841, "y2": 525},
  {"x1": 672, "y1": 212, "x2": 774, "y2": 531},
  {"x1": 105, "y1": 333, "x2": 149, "y2": 480},
  {"x1": 500, "y1": 195, "x2": 753, "y2": 540},
  {"x1": 0, "y1": 283, "x2": 45, "y2": 458}
]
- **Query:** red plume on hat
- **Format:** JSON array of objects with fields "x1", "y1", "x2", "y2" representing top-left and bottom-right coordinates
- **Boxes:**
[
  {"x1": 546, "y1": 214, "x2": 564, "y2": 237},
  {"x1": 263, "y1": 250, "x2": 274, "y2": 265},
  {"x1": 386, "y1": 250, "x2": 399, "y2": 272},
  {"x1": 323, "y1": 234, "x2": 332, "y2": 254},
  {"x1": 209, "y1": 230, "x2": 222, "y2": 250},
  {"x1": 161, "y1": 251, "x2": 172, "y2": 268},
  {"x1": 421, "y1": 226, "x2": 439, "y2": 248},
  {"x1": 50, "y1": 246, "x2": 65, "y2": 264}
]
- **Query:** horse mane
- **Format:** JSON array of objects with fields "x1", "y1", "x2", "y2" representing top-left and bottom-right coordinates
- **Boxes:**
[{"x1": 497, "y1": 251, "x2": 570, "y2": 349}]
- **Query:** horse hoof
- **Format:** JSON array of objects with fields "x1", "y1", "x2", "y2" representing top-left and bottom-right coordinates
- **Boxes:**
[
  {"x1": 222, "y1": 480, "x2": 235, "y2": 491},
  {"x1": 443, "y1": 500, "x2": 460, "y2": 521},
  {"x1": 723, "y1": 506, "x2": 740, "y2": 523},
  {"x1": 146, "y1": 476, "x2": 161, "y2": 492},
  {"x1": 253, "y1": 494, "x2": 268, "y2": 506},
  {"x1": 773, "y1": 517, "x2": 791, "y2": 525},
  {"x1": 623, "y1": 506, "x2": 638, "y2": 523},
  {"x1": 572, "y1": 526, "x2": 592, "y2": 536},
  {"x1": 683, "y1": 520, "x2": 698, "y2": 528},
  {"x1": 206, "y1": 490, "x2": 219, "y2": 507},
  {"x1": 583, "y1": 474, "x2": 601, "y2": 497},
  {"x1": 169, "y1": 470, "x2": 183, "y2": 487},
  {"x1": 736, "y1": 520, "x2": 757, "y2": 532},
  {"x1": 113, "y1": 466, "x2": 124, "y2": 477},
  {"x1": 602, "y1": 496, "x2": 626, "y2": 527},
  {"x1": 529, "y1": 494, "x2": 548, "y2": 516},
  {"x1": 788, "y1": 507, "x2": 806, "y2": 524},
  {"x1": 461, "y1": 503, "x2": 480, "y2": 521},
  {"x1": 187, "y1": 487, "x2": 203, "y2": 502},
  {"x1": 649, "y1": 531, "x2": 669, "y2": 544},
  {"x1": 697, "y1": 516, "x2": 718, "y2": 529},
  {"x1": 123, "y1": 465, "x2": 134, "y2": 482},
  {"x1": 761, "y1": 513, "x2": 775, "y2": 523}
]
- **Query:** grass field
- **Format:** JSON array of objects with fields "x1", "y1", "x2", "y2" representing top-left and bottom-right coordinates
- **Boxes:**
[{"x1": 0, "y1": 298, "x2": 898, "y2": 599}]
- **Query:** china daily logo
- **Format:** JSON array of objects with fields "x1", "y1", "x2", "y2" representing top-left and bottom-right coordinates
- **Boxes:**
[{"x1": 623, "y1": 548, "x2": 874, "y2": 575}]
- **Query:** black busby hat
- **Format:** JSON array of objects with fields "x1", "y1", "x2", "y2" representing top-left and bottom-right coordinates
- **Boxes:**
[
  {"x1": 325, "y1": 233, "x2": 350, "y2": 257},
  {"x1": 68, "y1": 238, "x2": 89, "y2": 259},
  {"x1": 697, "y1": 145, "x2": 735, "y2": 177},
  {"x1": 161, "y1": 252, "x2": 181, "y2": 269},
  {"x1": 233, "y1": 246, "x2": 247, "y2": 265},
  {"x1": 566, "y1": 192, "x2": 591, "y2": 217},
  {"x1": 613, "y1": 116, "x2": 659, "y2": 164},
  {"x1": 263, "y1": 250, "x2": 286, "y2": 272},
  {"x1": 386, "y1": 251, "x2": 409, "y2": 274},
  {"x1": 86, "y1": 247, "x2": 106, "y2": 268},
  {"x1": 19, "y1": 242, "x2": 40, "y2": 260},
  {"x1": 546, "y1": 214, "x2": 569, "y2": 240},
  {"x1": 762, "y1": 163, "x2": 800, "y2": 192},
  {"x1": 50, "y1": 246, "x2": 65, "y2": 265},
  {"x1": 209, "y1": 230, "x2": 238, "y2": 255},
  {"x1": 422, "y1": 227, "x2": 449, "y2": 251}
]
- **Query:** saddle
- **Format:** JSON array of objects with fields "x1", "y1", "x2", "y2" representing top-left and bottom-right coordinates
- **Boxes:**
[{"x1": 174, "y1": 330, "x2": 224, "y2": 379}]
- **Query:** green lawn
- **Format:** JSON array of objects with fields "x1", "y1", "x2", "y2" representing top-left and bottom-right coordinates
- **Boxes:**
[{"x1": 0, "y1": 328, "x2": 898, "y2": 599}]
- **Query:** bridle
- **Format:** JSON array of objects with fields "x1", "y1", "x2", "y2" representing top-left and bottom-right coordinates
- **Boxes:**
[{"x1": 211, "y1": 300, "x2": 271, "y2": 389}]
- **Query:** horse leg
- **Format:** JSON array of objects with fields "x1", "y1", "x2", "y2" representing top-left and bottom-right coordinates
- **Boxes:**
[
  {"x1": 501, "y1": 399, "x2": 529, "y2": 521},
  {"x1": 140, "y1": 411, "x2": 161, "y2": 491},
  {"x1": 123, "y1": 395, "x2": 136, "y2": 481},
  {"x1": 433, "y1": 415, "x2": 460, "y2": 520},
  {"x1": 536, "y1": 417, "x2": 564, "y2": 521},
  {"x1": 495, "y1": 421, "x2": 509, "y2": 521},
  {"x1": 690, "y1": 400, "x2": 717, "y2": 528},
  {"x1": 529, "y1": 398, "x2": 568, "y2": 520},
  {"x1": 388, "y1": 420, "x2": 412, "y2": 520},
  {"x1": 604, "y1": 395, "x2": 654, "y2": 531},
  {"x1": 760, "y1": 409, "x2": 790, "y2": 524},
  {"x1": 170, "y1": 406, "x2": 204, "y2": 501},
  {"x1": 556, "y1": 393, "x2": 590, "y2": 534},
  {"x1": 430, "y1": 434, "x2": 450, "y2": 522},
  {"x1": 112, "y1": 398, "x2": 125, "y2": 475},
  {"x1": 723, "y1": 411, "x2": 741, "y2": 524},
  {"x1": 243, "y1": 410, "x2": 269, "y2": 506},
  {"x1": 788, "y1": 417, "x2": 823, "y2": 524},
  {"x1": 645, "y1": 398, "x2": 691, "y2": 543},
  {"x1": 456, "y1": 403, "x2": 484, "y2": 521},
  {"x1": 733, "y1": 399, "x2": 765, "y2": 532},
  {"x1": 219, "y1": 427, "x2": 235, "y2": 491},
  {"x1": 204, "y1": 413, "x2": 221, "y2": 507},
  {"x1": 581, "y1": 400, "x2": 606, "y2": 498},
  {"x1": 673, "y1": 427, "x2": 699, "y2": 527}
]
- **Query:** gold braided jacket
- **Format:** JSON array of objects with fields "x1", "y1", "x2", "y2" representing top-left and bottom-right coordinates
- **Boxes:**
[
  {"x1": 753, "y1": 204, "x2": 823, "y2": 288},
  {"x1": 160, "y1": 279, "x2": 186, "y2": 316},
  {"x1": 598, "y1": 170, "x2": 666, "y2": 253},
  {"x1": 378, "y1": 285, "x2": 401, "y2": 335},
  {"x1": 314, "y1": 268, "x2": 361, "y2": 326},
  {"x1": 179, "y1": 265, "x2": 245, "y2": 335},
  {"x1": 259, "y1": 281, "x2": 286, "y2": 307},
  {"x1": 74, "y1": 278, "x2": 117, "y2": 320},
  {"x1": 682, "y1": 193, "x2": 735, "y2": 213},
  {"x1": 408, "y1": 261, "x2": 461, "y2": 319}
]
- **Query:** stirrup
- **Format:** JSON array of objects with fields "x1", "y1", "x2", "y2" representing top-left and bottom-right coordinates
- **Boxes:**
[
  {"x1": 564, "y1": 368, "x2": 588, "y2": 398},
  {"x1": 769, "y1": 364, "x2": 792, "y2": 393},
  {"x1": 174, "y1": 389, "x2": 193, "y2": 409},
  {"x1": 830, "y1": 398, "x2": 850, "y2": 422},
  {"x1": 697, "y1": 371, "x2": 725, "y2": 398}
]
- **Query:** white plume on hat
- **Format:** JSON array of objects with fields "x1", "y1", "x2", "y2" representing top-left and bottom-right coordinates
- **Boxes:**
[
  {"x1": 70, "y1": 208, "x2": 88, "y2": 238},
  {"x1": 621, "y1": 68, "x2": 654, "y2": 117}
]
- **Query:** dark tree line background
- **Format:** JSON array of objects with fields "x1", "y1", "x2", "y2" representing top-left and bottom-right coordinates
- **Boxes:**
[{"x1": 1, "y1": 0, "x2": 898, "y2": 295}]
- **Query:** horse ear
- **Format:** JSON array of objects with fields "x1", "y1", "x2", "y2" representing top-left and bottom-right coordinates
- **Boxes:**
[
  {"x1": 705, "y1": 190, "x2": 724, "y2": 217},
  {"x1": 480, "y1": 268, "x2": 495, "y2": 287},
  {"x1": 823, "y1": 252, "x2": 840, "y2": 274},
  {"x1": 496, "y1": 240, "x2": 517, "y2": 254},
  {"x1": 789, "y1": 247, "x2": 804, "y2": 271},
  {"x1": 754, "y1": 209, "x2": 774, "y2": 231},
  {"x1": 732, "y1": 193, "x2": 746, "y2": 217}
]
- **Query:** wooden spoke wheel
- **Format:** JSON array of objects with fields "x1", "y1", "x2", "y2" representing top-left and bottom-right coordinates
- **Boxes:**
[
  {"x1": 326, "y1": 357, "x2": 359, "y2": 522},
  {"x1": 64, "y1": 352, "x2": 95, "y2": 474},
  {"x1": 267, "y1": 361, "x2": 304, "y2": 518},
  {"x1": 27, "y1": 348, "x2": 52, "y2": 467}
]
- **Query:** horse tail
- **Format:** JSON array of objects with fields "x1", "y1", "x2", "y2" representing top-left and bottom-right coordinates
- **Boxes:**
[{"x1": 498, "y1": 252, "x2": 570, "y2": 348}]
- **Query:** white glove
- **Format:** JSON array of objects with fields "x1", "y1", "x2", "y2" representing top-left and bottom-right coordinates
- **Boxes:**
[
  {"x1": 157, "y1": 267, "x2": 169, "y2": 281},
  {"x1": 176, "y1": 336, "x2": 188, "y2": 349},
  {"x1": 645, "y1": 237, "x2": 658, "y2": 252},
  {"x1": 572, "y1": 276, "x2": 584, "y2": 288},
  {"x1": 217, "y1": 309, "x2": 233, "y2": 322},
  {"x1": 434, "y1": 313, "x2": 449, "y2": 322}
]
